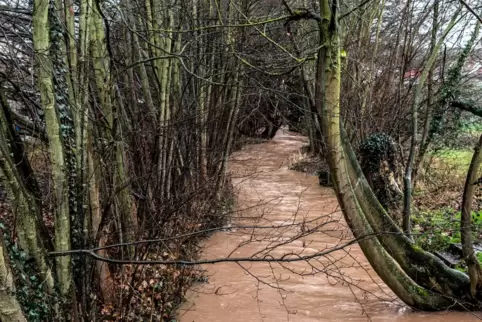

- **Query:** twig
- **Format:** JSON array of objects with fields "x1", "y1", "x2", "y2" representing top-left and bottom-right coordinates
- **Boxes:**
[{"x1": 460, "y1": 0, "x2": 482, "y2": 24}]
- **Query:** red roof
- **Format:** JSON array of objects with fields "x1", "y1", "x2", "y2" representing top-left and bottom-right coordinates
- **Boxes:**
[{"x1": 404, "y1": 70, "x2": 421, "y2": 79}]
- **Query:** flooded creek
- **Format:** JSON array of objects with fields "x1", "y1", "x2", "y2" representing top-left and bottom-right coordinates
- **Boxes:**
[{"x1": 179, "y1": 131, "x2": 481, "y2": 322}]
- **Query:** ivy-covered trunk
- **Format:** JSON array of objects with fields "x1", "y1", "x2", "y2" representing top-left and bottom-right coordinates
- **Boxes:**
[
  {"x1": 33, "y1": 0, "x2": 72, "y2": 297},
  {"x1": 0, "y1": 87, "x2": 55, "y2": 293}
]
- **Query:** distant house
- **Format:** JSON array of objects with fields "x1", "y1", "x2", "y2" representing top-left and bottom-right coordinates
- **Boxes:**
[
  {"x1": 404, "y1": 69, "x2": 421, "y2": 80},
  {"x1": 402, "y1": 54, "x2": 482, "y2": 86},
  {"x1": 403, "y1": 69, "x2": 422, "y2": 85}
]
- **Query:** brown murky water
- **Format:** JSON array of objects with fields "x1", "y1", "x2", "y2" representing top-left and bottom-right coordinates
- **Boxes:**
[{"x1": 179, "y1": 130, "x2": 481, "y2": 322}]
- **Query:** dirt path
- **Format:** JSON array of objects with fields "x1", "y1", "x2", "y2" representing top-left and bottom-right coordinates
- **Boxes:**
[{"x1": 178, "y1": 130, "x2": 480, "y2": 322}]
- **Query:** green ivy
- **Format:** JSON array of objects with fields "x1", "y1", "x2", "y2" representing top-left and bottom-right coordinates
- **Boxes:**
[
  {"x1": 359, "y1": 133, "x2": 397, "y2": 173},
  {"x1": 1, "y1": 223, "x2": 57, "y2": 321},
  {"x1": 427, "y1": 27, "x2": 478, "y2": 150}
]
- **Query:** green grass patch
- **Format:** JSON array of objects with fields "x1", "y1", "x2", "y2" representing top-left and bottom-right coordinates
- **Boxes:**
[{"x1": 432, "y1": 149, "x2": 473, "y2": 169}]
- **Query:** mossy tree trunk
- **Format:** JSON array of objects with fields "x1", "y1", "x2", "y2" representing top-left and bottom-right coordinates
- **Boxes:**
[
  {"x1": 33, "y1": 0, "x2": 72, "y2": 296},
  {"x1": 0, "y1": 86, "x2": 55, "y2": 293},
  {"x1": 316, "y1": 0, "x2": 482, "y2": 310}
]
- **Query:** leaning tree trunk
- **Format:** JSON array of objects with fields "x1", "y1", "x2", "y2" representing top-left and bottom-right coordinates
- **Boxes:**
[
  {"x1": 0, "y1": 233, "x2": 26, "y2": 322},
  {"x1": 316, "y1": 0, "x2": 480, "y2": 310},
  {"x1": 0, "y1": 87, "x2": 55, "y2": 293}
]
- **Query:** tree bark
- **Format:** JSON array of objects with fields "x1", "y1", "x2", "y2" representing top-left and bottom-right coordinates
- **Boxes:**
[
  {"x1": 413, "y1": 1, "x2": 438, "y2": 188},
  {"x1": 0, "y1": 233, "x2": 27, "y2": 322},
  {"x1": 461, "y1": 134, "x2": 482, "y2": 296},
  {"x1": 316, "y1": 0, "x2": 477, "y2": 310},
  {"x1": 33, "y1": 0, "x2": 72, "y2": 296},
  {"x1": 0, "y1": 94, "x2": 55, "y2": 293}
]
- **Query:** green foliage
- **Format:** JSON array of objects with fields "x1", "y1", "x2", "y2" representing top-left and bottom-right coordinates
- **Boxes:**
[
  {"x1": 477, "y1": 252, "x2": 482, "y2": 264},
  {"x1": 359, "y1": 133, "x2": 397, "y2": 173},
  {"x1": 413, "y1": 209, "x2": 482, "y2": 252},
  {"x1": 433, "y1": 149, "x2": 473, "y2": 169},
  {"x1": 459, "y1": 117, "x2": 482, "y2": 134},
  {"x1": 428, "y1": 27, "x2": 478, "y2": 149},
  {"x1": 0, "y1": 223, "x2": 57, "y2": 321}
]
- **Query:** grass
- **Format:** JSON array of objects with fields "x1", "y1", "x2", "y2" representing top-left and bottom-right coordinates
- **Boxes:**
[
  {"x1": 433, "y1": 149, "x2": 473, "y2": 170},
  {"x1": 413, "y1": 133, "x2": 482, "y2": 270},
  {"x1": 412, "y1": 208, "x2": 482, "y2": 271},
  {"x1": 414, "y1": 143, "x2": 480, "y2": 212}
]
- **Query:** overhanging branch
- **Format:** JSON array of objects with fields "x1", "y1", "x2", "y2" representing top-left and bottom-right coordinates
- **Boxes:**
[{"x1": 48, "y1": 233, "x2": 376, "y2": 265}]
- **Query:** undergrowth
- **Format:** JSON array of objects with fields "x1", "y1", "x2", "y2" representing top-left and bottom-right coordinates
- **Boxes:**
[
  {"x1": 287, "y1": 145, "x2": 328, "y2": 175},
  {"x1": 0, "y1": 181, "x2": 235, "y2": 322},
  {"x1": 412, "y1": 208, "x2": 482, "y2": 253},
  {"x1": 1, "y1": 223, "x2": 57, "y2": 321},
  {"x1": 101, "y1": 184, "x2": 235, "y2": 321}
]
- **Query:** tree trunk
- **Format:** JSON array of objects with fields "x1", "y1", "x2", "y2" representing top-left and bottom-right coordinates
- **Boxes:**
[
  {"x1": 461, "y1": 134, "x2": 482, "y2": 296},
  {"x1": 0, "y1": 233, "x2": 27, "y2": 322},
  {"x1": 403, "y1": 8, "x2": 460, "y2": 235},
  {"x1": 33, "y1": 0, "x2": 72, "y2": 296},
  {"x1": 413, "y1": 2, "x2": 438, "y2": 188},
  {"x1": 316, "y1": 0, "x2": 478, "y2": 310},
  {"x1": 0, "y1": 87, "x2": 55, "y2": 293},
  {"x1": 91, "y1": 2, "x2": 136, "y2": 253}
]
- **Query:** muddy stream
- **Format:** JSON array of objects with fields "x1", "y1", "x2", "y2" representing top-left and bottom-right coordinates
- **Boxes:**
[{"x1": 178, "y1": 130, "x2": 480, "y2": 321}]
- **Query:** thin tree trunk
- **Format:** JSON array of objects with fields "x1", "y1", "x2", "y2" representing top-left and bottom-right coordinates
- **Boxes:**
[
  {"x1": 216, "y1": 66, "x2": 243, "y2": 194},
  {"x1": 87, "y1": 130, "x2": 114, "y2": 302},
  {"x1": 91, "y1": 2, "x2": 136, "y2": 251},
  {"x1": 403, "y1": 9, "x2": 460, "y2": 235},
  {"x1": 215, "y1": 0, "x2": 243, "y2": 195},
  {"x1": 0, "y1": 88, "x2": 55, "y2": 293},
  {"x1": 33, "y1": 0, "x2": 72, "y2": 296},
  {"x1": 461, "y1": 134, "x2": 482, "y2": 296},
  {"x1": 413, "y1": 2, "x2": 438, "y2": 188}
]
